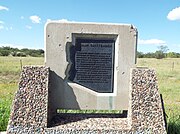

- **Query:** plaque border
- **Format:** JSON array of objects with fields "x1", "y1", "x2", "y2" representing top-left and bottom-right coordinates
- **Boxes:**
[{"x1": 69, "y1": 33, "x2": 117, "y2": 93}]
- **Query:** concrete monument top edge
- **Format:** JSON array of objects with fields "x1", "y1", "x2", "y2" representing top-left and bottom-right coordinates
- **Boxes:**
[{"x1": 45, "y1": 20, "x2": 137, "y2": 30}]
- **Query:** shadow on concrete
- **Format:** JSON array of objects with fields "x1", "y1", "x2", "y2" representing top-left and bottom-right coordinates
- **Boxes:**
[
  {"x1": 48, "y1": 70, "x2": 80, "y2": 127},
  {"x1": 50, "y1": 111, "x2": 127, "y2": 127},
  {"x1": 48, "y1": 42, "x2": 128, "y2": 128},
  {"x1": 64, "y1": 42, "x2": 76, "y2": 81}
]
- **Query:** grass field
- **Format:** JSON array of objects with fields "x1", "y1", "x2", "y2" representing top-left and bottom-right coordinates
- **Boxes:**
[
  {"x1": 0, "y1": 56, "x2": 180, "y2": 133},
  {"x1": 0, "y1": 56, "x2": 44, "y2": 131}
]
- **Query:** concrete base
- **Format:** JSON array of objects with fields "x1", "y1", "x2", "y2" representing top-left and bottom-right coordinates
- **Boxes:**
[{"x1": 7, "y1": 67, "x2": 167, "y2": 134}]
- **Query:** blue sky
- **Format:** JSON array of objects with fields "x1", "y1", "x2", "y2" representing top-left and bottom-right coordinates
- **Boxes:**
[{"x1": 0, "y1": 0, "x2": 180, "y2": 53}]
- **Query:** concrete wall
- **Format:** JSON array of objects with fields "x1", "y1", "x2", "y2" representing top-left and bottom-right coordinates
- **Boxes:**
[{"x1": 45, "y1": 22, "x2": 137, "y2": 112}]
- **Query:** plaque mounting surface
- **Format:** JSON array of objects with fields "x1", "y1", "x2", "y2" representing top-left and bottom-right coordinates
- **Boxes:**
[
  {"x1": 46, "y1": 22, "x2": 138, "y2": 110},
  {"x1": 69, "y1": 38, "x2": 115, "y2": 93}
]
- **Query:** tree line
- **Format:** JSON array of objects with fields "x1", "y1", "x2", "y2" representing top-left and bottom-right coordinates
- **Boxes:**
[
  {"x1": 0, "y1": 45, "x2": 179, "y2": 58},
  {"x1": 0, "y1": 46, "x2": 44, "y2": 57},
  {"x1": 137, "y1": 51, "x2": 180, "y2": 59},
  {"x1": 137, "y1": 45, "x2": 180, "y2": 59}
]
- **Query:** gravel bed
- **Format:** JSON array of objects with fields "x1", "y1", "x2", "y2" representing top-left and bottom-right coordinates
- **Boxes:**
[{"x1": 50, "y1": 113, "x2": 129, "y2": 130}]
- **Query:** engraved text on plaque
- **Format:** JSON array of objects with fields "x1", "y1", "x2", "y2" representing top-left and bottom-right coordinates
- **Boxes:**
[{"x1": 69, "y1": 39, "x2": 115, "y2": 93}]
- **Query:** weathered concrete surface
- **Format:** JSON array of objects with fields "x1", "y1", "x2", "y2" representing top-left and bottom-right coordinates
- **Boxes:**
[
  {"x1": 7, "y1": 67, "x2": 167, "y2": 134},
  {"x1": 45, "y1": 22, "x2": 138, "y2": 112}
]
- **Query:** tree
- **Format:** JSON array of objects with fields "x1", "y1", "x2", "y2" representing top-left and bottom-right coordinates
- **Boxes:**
[
  {"x1": 137, "y1": 51, "x2": 144, "y2": 58},
  {"x1": 144, "y1": 52, "x2": 155, "y2": 58},
  {"x1": 158, "y1": 45, "x2": 169, "y2": 53},
  {"x1": 167, "y1": 52, "x2": 180, "y2": 58},
  {"x1": 155, "y1": 51, "x2": 164, "y2": 59},
  {"x1": 0, "y1": 46, "x2": 44, "y2": 57},
  {"x1": 16, "y1": 52, "x2": 26, "y2": 57},
  {"x1": 155, "y1": 45, "x2": 169, "y2": 59},
  {"x1": 0, "y1": 50, "x2": 10, "y2": 56}
]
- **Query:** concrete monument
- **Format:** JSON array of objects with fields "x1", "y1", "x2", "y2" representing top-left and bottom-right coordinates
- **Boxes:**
[
  {"x1": 45, "y1": 22, "x2": 137, "y2": 113},
  {"x1": 7, "y1": 21, "x2": 167, "y2": 134}
]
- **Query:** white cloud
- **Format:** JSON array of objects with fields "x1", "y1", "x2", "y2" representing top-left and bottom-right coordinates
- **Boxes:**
[
  {"x1": 0, "y1": 5, "x2": 9, "y2": 11},
  {"x1": 20, "y1": 16, "x2": 24, "y2": 19},
  {"x1": 0, "y1": 24, "x2": 13, "y2": 31},
  {"x1": 6, "y1": 27, "x2": 13, "y2": 31},
  {"x1": 138, "y1": 39, "x2": 166, "y2": 45},
  {"x1": 0, "y1": 21, "x2": 4, "y2": 24},
  {"x1": 0, "y1": 25, "x2": 4, "y2": 30},
  {"x1": 30, "y1": 15, "x2": 41, "y2": 23},
  {"x1": 46, "y1": 18, "x2": 70, "y2": 23},
  {"x1": 0, "y1": 20, "x2": 13, "y2": 31},
  {"x1": 167, "y1": 7, "x2": 180, "y2": 21},
  {"x1": 58, "y1": 19, "x2": 69, "y2": 22},
  {"x1": 47, "y1": 19, "x2": 51, "y2": 22},
  {"x1": 0, "y1": 21, "x2": 4, "y2": 30},
  {"x1": 26, "y1": 25, "x2": 32, "y2": 29}
]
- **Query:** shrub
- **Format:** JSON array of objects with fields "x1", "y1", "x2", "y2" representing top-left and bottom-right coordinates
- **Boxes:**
[
  {"x1": 16, "y1": 52, "x2": 26, "y2": 57},
  {"x1": 0, "y1": 50, "x2": 10, "y2": 56},
  {"x1": 155, "y1": 51, "x2": 165, "y2": 59}
]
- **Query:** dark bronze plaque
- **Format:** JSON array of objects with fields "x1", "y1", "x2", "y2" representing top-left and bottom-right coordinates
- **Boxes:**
[{"x1": 69, "y1": 39, "x2": 114, "y2": 93}]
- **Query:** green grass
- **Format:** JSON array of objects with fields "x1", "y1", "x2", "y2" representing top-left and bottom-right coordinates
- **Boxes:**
[
  {"x1": 0, "y1": 56, "x2": 44, "y2": 131},
  {"x1": 57, "y1": 109, "x2": 121, "y2": 114},
  {"x1": 0, "y1": 56, "x2": 180, "y2": 133},
  {"x1": 0, "y1": 56, "x2": 44, "y2": 84}
]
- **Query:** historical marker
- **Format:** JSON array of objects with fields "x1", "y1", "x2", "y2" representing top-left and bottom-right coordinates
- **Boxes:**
[
  {"x1": 45, "y1": 22, "x2": 138, "y2": 110},
  {"x1": 70, "y1": 38, "x2": 115, "y2": 93}
]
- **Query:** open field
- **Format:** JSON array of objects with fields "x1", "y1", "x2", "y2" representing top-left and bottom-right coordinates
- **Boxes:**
[
  {"x1": 0, "y1": 56, "x2": 180, "y2": 133},
  {"x1": 0, "y1": 56, "x2": 44, "y2": 131}
]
